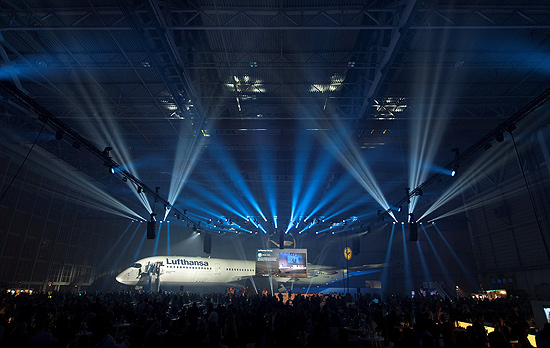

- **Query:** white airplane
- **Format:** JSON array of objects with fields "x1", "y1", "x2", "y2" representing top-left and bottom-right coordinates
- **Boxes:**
[{"x1": 115, "y1": 255, "x2": 384, "y2": 291}]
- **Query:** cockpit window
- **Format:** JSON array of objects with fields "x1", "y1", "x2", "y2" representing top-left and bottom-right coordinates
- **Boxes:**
[{"x1": 132, "y1": 263, "x2": 142, "y2": 268}]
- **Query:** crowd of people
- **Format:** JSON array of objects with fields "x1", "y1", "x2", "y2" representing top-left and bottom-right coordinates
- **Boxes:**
[{"x1": 0, "y1": 288, "x2": 546, "y2": 348}]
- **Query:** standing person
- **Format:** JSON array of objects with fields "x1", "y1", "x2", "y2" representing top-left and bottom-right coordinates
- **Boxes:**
[
  {"x1": 438, "y1": 313, "x2": 456, "y2": 348},
  {"x1": 471, "y1": 313, "x2": 487, "y2": 348}
]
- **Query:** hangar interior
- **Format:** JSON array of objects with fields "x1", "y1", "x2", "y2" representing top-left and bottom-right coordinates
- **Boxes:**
[{"x1": 1, "y1": 0, "x2": 550, "y2": 298}]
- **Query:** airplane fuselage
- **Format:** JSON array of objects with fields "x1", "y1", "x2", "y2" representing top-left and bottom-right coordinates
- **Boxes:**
[
  {"x1": 116, "y1": 255, "x2": 381, "y2": 289},
  {"x1": 116, "y1": 256, "x2": 256, "y2": 287}
]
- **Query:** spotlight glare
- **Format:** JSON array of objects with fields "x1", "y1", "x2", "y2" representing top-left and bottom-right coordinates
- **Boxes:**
[
  {"x1": 110, "y1": 167, "x2": 115, "y2": 174},
  {"x1": 451, "y1": 169, "x2": 456, "y2": 177}
]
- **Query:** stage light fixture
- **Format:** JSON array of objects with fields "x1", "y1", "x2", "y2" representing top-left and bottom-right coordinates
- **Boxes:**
[
  {"x1": 398, "y1": 206, "x2": 402, "y2": 212},
  {"x1": 137, "y1": 186, "x2": 142, "y2": 193},
  {"x1": 451, "y1": 169, "x2": 456, "y2": 177},
  {"x1": 55, "y1": 129, "x2": 64, "y2": 140},
  {"x1": 147, "y1": 212, "x2": 157, "y2": 239},
  {"x1": 451, "y1": 147, "x2": 460, "y2": 157},
  {"x1": 102, "y1": 146, "x2": 113, "y2": 155},
  {"x1": 109, "y1": 167, "x2": 115, "y2": 174}
]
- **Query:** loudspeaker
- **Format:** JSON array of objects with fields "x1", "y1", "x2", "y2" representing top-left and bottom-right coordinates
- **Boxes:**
[
  {"x1": 352, "y1": 237, "x2": 360, "y2": 255},
  {"x1": 409, "y1": 222, "x2": 418, "y2": 241},
  {"x1": 147, "y1": 221, "x2": 156, "y2": 239},
  {"x1": 279, "y1": 232, "x2": 284, "y2": 249},
  {"x1": 203, "y1": 233, "x2": 212, "y2": 254}
]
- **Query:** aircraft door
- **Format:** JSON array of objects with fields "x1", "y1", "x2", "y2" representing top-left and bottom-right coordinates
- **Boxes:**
[
  {"x1": 214, "y1": 263, "x2": 221, "y2": 275},
  {"x1": 155, "y1": 261, "x2": 164, "y2": 275},
  {"x1": 153, "y1": 261, "x2": 163, "y2": 292}
]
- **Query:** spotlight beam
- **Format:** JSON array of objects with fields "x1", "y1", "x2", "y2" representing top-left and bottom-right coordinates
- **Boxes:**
[
  {"x1": 0, "y1": 81, "x2": 201, "y2": 228},
  {"x1": 420, "y1": 224, "x2": 453, "y2": 287},
  {"x1": 2, "y1": 138, "x2": 145, "y2": 221},
  {"x1": 418, "y1": 144, "x2": 512, "y2": 221},
  {"x1": 315, "y1": 117, "x2": 393, "y2": 217},
  {"x1": 361, "y1": 87, "x2": 550, "y2": 233},
  {"x1": 380, "y1": 223, "x2": 396, "y2": 299},
  {"x1": 427, "y1": 184, "x2": 534, "y2": 222},
  {"x1": 168, "y1": 122, "x2": 205, "y2": 212}
]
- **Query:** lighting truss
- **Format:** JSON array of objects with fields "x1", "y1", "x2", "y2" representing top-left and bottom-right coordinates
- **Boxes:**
[
  {"x1": 0, "y1": 81, "x2": 199, "y2": 227},
  {"x1": 365, "y1": 87, "x2": 550, "y2": 231}
]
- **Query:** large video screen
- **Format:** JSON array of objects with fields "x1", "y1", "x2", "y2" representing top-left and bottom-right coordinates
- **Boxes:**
[{"x1": 256, "y1": 248, "x2": 307, "y2": 278}]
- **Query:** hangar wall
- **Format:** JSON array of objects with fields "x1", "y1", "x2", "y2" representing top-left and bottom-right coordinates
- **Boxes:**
[
  {"x1": 464, "y1": 110, "x2": 550, "y2": 299},
  {"x1": 0, "y1": 150, "x2": 125, "y2": 291}
]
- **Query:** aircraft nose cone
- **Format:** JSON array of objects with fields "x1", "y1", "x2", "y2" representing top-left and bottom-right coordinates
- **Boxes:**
[{"x1": 115, "y1": 271, "x2": 126, "y2": 284}]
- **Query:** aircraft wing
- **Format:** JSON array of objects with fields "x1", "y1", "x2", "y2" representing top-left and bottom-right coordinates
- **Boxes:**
[
  {"x1": 307, "y1": 263, "x2": 385, "y2": 275},
  {"x1": 348, "y1": 263, "x2": 386, "y2": 271}
]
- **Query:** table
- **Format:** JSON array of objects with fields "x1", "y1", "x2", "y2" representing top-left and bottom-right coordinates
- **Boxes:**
[{"x1": 359, "y1": 336, "x2": 385, "y2": 348}]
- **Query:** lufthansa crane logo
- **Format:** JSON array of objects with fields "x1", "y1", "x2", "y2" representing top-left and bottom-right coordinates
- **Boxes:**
[{"x1": 344, "y1": 247, "x2": 352, "y2": 260}]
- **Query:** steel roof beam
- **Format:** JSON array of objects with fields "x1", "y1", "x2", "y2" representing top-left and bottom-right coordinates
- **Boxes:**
[{"x1": 357, "y1": 0, "x2": 418, "y2": 120}]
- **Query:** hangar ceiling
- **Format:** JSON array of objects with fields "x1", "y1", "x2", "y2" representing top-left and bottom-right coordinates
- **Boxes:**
[{"x1": 1, "y1": 0, "x2": 550, "y2": 235}]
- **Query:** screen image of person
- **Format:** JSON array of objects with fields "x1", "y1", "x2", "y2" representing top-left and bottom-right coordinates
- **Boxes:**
[{"x1": 288, "y1": 253, "x2": 302, "y2": 265}]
